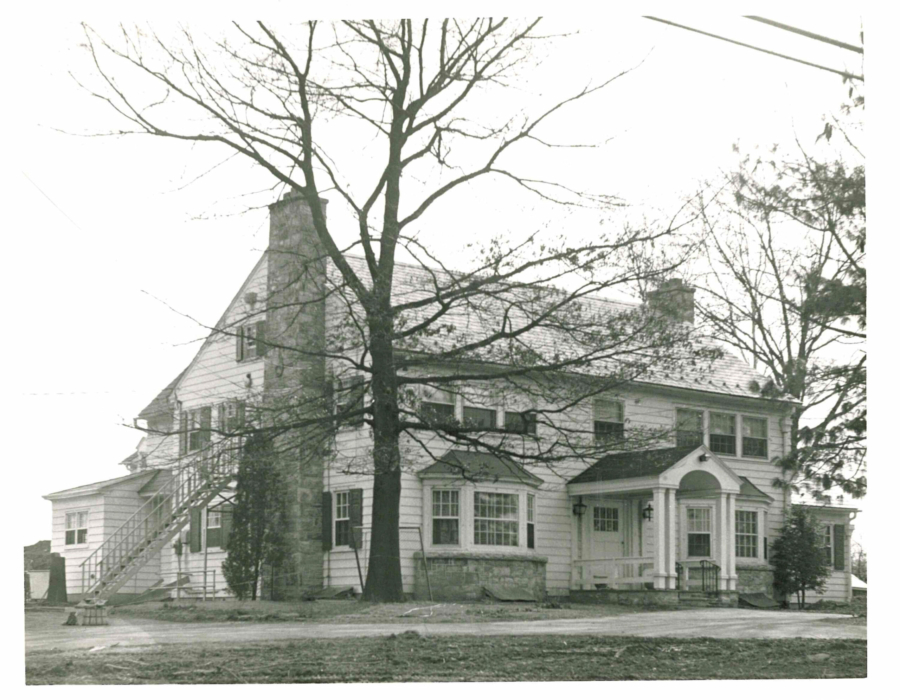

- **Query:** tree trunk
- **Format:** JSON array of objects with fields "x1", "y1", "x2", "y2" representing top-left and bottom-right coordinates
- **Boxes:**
[{"x1": 361, "y1": 312, "x2": 405, "y2": 602}]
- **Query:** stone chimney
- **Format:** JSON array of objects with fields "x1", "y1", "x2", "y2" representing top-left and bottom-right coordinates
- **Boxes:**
[
  {"x1": 263, "y1": 187, "x2": 328, "y2": 599},
  {"x1": 646, "y1": 278, "x2": 695, "y2": 325}
]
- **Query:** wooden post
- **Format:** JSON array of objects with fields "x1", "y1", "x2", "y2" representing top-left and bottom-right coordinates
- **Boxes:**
[
  {"x1": 350, "y1": 528, "x2": 365, "y2": 595},
  {"x1": 666, "y1": 488, "x2": 677, "y2": 589},
  {"x1": 653, "y1": 488, "x2": 666, "y2": 589},
  {"x1": 417, "y1": 527, "x2": 433, "y2": 602}
]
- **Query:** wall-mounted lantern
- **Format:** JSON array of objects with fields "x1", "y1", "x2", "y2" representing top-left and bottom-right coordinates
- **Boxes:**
[
  {"x1": 572, "y1": 497, "x2": 587, "y2": 517},
  {"x1": 642, "y1": 503, "x2": 654, "y2": 521}
]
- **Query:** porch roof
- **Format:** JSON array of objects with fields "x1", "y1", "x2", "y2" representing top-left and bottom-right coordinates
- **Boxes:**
[
  {"x1": 568, "y1": 446, "x2": 698, "y2": 484},
  {"x1": 418, "y1": 449, "x2": 543, "y2": 486}
]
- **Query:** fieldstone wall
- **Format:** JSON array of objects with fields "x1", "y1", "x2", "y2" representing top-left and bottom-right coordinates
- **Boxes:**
[
  {"x1": 414, "y1": 551, "x2": 547, "y2": 601},
  {"x1": 569, "y1": 589, "x2": 681, "y2": 606},
  {"x1": 737, "y1": 564, "x2": 775, "y2": 597},
  {"x1": 262, "y1": 190, "x2": 328, "y2": 600}
]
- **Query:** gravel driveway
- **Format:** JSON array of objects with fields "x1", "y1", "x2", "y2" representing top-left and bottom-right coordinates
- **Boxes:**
[{"x1": 25, "y1": 608, "x2": 864, "y2": 653}]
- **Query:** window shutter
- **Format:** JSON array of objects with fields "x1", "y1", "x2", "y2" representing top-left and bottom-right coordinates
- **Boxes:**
[
  {"x1": 236, "y1": 400, "x2": 246, "y2": 430},
  {"x1": 189, "y1": 507, "x2": 202, "y2": 553},
  {"x1": 255, "y1": 320, "x2": 267, "y2": 357},
  {"x1": 322, "y1": 492, "x2": 333, "y2": 551},
  {"x1": 349, "y1": 488, "x2": 363, "y2": 550},
  {"x1": 200, "y1": 406, "x2": 212, "y2": 448},
  {"x1": 179, "y1": 412, "x2": 188, "y2": 456},
  {"x1": 236, "y1": 326, "x2": 244, "y2": 362},
  {"x1": 217, "y1": 403, "x2": 226, "y2": 433},
  {"x1": 221, "y1": 504, "x2": 233, "y2": 550},
  {"x1": 833, "y1": 524, "x2": 846, "y2": 570}
]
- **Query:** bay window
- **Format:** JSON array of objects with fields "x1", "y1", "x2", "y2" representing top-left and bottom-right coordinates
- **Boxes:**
[
  {"x1": 735, "y1": 510, "x2": 759, "y2": 558},
  {"x1": 474, "y1": 492, "x2": 519, "y2": 546},
  {"x1": 432, "y1": 489, "x2": 460, "y2": 545}
]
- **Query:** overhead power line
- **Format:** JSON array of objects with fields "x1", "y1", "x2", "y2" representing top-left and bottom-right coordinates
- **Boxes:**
[
  {"x1": 745, "y1": 16, "x2": 863, "y2": 54},
  {"x1": 644, "y1": 16, "x2": 864, "y2": 82}
]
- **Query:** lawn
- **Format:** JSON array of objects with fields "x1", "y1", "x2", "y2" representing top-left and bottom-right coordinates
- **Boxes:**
[
  {"x1": 109, "y1": 599, "x2": 636, "y2": 624},
  {"x1": 26, "y1": 634, "x2": 866, "y2": 683}
]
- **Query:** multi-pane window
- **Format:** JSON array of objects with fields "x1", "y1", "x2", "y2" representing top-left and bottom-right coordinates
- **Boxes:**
[
  {"x1": 742, "y1": 417, "x2": 768, "y2": 458},
  {"x1": 527, "y1": 493, "x2": 536, "y2": 549},
  {"x1": 334, "y1": 491, "x2": 351, "y2": 547},
  {"x1": 464, "y1": 406, "x2": 497, "y2": 429},
  {"x1": 184, "y1": 407, "x2": 212, "y2": 453},
  {"x1": 687, "y1": 507, "x2": 712, "y2": 557},
  {"x1": 236, "y1": 322, "x2": 266, "y2": 361},
  {"x1": 65, "y1": 511, "x2": 88, "y2": 545},
  {"x1": 420, "y1": 387, "x2": 456, "y2": 424},
  {"x1": 709, "y1": 413, "x2": 737, "y2": 456},
  {"x1": 506, "y1": 410, "x2": 537, "y2": 435},
  {"x1": 593, "y1": 506, "x2": 619, "y2": 532},
  {"x1": 676, "y1": 408, "x2": 704, "y2": 448},
  {"x1": 594, "y1": 399, "x2": 625, "y2": 441},
  {"x1": 474, "y1": 492, "x2": 519, "y2": 546},
  {"x1": 735, "y1": 510, "x2": 758, "y2": 558},
  {"x1": 820, "y1": 525, "x2": 833, "y2": 566},
  {"x1": 206, "y1": 509, "x2": 223, "y2": 549},
  {"x1": 432, "y1": 490, "x2": 460, "y2": 545}
]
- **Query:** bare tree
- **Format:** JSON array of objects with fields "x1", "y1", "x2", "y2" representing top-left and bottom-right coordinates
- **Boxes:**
[
  {"x1": 688, "y1": 103, "x2": 865, "y2": 501},
  {"x1": 81, "y1": 20, "x2": 711, "y2": 601}
]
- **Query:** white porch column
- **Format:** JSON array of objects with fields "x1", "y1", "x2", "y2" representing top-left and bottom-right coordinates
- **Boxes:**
[
  {"x1": 666, "y1": 488, "x2": 677, "y2": 589},
  {"x1": 717, "y1": 492, "x2": 729, "y2": 590},
  {"x1": 653, "y1": 487, "x2": 667, "y2": 589},
  {"x1": 727, "y1": 493, "x2": 737, "y2": 590}
]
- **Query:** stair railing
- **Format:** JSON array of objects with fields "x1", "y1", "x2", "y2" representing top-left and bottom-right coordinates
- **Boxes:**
[
  {"x1": 699, "y1": 560, "x2": 720, "y2": 593},
  {"x1": 80, "y1": 437, "x2": 241, "y2": 600}
]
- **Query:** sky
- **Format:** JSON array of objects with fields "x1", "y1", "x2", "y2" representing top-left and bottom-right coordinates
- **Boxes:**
[{"x1": 5, "y1": 7, "x2": 875, "y2": 555}]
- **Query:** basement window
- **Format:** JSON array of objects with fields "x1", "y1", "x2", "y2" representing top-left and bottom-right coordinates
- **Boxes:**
[{"x1": 65, "y1": 511, "x2": 88, "y2": 546}]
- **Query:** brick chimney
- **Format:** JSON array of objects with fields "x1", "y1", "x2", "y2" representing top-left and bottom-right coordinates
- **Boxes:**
[
  {"x1": 263, "y1": 187, "x2": 328, "y2": 599},
  {"x1": 646, "y1": 278, "x2": 695, "y2": 325}
]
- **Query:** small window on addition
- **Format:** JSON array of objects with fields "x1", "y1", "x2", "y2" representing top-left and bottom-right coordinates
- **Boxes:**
[
  {"x1": 735, "y1": 510, "x2": 758, "y2": 558},
  {"x1": 709, "y1": 413, "x2": 737, "y2": 456},
  {"x1": 65, "y1": 511, "x2": 88, "y2": 545}
]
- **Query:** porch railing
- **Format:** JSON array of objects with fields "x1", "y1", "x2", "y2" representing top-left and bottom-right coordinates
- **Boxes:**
[
  {"x1": 79, "y1": 438, "x2": 242, "y2": 602},
  {"x1": 572, "y1": 557, "x2": 654, "y2": 590}
]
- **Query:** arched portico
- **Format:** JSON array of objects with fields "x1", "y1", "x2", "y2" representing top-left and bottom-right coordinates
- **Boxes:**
[{"x1": 568, "y1": 445, "x2": 744, "y2": 593}]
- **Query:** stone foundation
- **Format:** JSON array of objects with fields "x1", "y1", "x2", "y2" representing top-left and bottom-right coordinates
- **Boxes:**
[
  {"x1": 569, "y1": 589, "x2": 680, "y2": 606},
  {"x1": 414, "y1": 551, "x2": 547, "y2": 601},
  {"x1": 737, "y1": 564, "x2": 775, "y2": 598}
]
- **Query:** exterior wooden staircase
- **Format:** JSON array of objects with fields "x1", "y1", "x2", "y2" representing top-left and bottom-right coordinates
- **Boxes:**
[{"x1": 79, "y1": 440, "x2": 241, "y2": 603}]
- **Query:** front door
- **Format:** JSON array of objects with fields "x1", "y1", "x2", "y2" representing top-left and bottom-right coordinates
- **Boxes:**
[{"x1": 589, "y1": 500, "x2": 625, "y2": 559}]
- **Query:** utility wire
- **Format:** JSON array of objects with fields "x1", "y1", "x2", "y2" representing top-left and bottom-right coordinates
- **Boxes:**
[
  {"x1": 21, "y1": 171, "x2": 84, "y2": 231},
  {"x1": 644, "y1": 16, "x2": 864, "y2": 82},
  {"x1": 745, "y1": 16, "x2": 863, "y2": 54}
]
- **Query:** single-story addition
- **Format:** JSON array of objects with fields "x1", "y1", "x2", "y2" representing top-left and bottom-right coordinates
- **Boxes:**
[{"x1": 43, "y1": 188, "x2": 859, "y2": 606}]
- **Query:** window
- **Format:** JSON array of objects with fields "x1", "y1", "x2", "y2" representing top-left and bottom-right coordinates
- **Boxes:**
[
  {"x1": 594, "y1": 399, "x2": 624, "y2": 441},
  {"x1": 335, "y1": 375, "x2": 366, "y2": 427},
  {"x1": 527, "y1": 494, "x2": 536, "y2": 549},
  {"x1": 742, "y1": 417, "x2": 768, "y2": 458},
  {"x1": 183, "y1": 406, "x2": 212, "y2": 454},
  {"x1": 735, "y1": 510, "x2": 758, "y2": 558},
  {"x1": 687, "y1": 507, "x2": 712, "y2": 557},
  {"x1": 709, "y1": 413, "x2": 737, "y2": 456},
  {"x1": 206, "y1": 509, "x2": 223, "y2": 549},
  {"x1": 464, "y1": 406, "x2": 497, "y2": 430},
  {"x1": 236, "y1": 321, "x2": 266, "y2": 361},
  {"x1": 506, "y1": 410, "x2": 537, "y2": 435},
  {"x1": 432, "y1": 490, "x2": 460, "y2": 545},
  {"x1": 593, "y1": 506, "x2": 619, "y2": 532},
  {"x1": 335, "y1": 491, "x2": 351, "y2": 547},
  {"x1": 820, "y1": 524, "x2": 833, "y2": 566},
  {"x1": 474, "y1": 492, "x2": 519, "y2": 546},
  {"x1": 420, "y1": 387, "x2": 456, "y2": 424},
  {"x1": 676, "y1": 408, "x2": 704, "y2": 448},
  {"x1": 65, "y1": 511, "x2": 88, "y2": 545}
]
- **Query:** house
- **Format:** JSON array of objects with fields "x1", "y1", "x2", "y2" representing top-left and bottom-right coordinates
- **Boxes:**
[{"x1": 43, "y1": 189, "x2": 858, "y2": 605}]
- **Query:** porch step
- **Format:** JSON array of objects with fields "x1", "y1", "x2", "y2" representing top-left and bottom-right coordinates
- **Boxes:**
[{"x1": 678, "y1": 591, "x2": 717, "y2": 607}]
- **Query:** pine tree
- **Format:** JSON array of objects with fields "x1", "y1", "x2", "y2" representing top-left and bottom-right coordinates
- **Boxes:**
[
  {"x1": 771, "y1": 506, "x2": 830, "y2": 609},
  {"x1": 221, "y1": 431, "x2": 290, "y2": 600}
]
